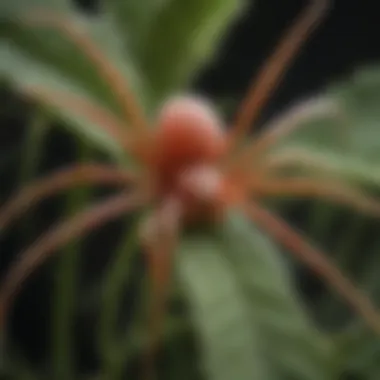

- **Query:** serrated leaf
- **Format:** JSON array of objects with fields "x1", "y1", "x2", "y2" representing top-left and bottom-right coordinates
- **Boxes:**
[
  {"x1": 140, "y1": 0, "x2": 245, "y2": 106},
  {"x1": 177, "y1": 233, "x2": 267, "y2": 380},
  {"x1": 219, "y1": 211, "x2": 335, "y2": 380}
]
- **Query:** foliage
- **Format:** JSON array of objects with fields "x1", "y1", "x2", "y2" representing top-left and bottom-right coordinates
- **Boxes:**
[{"x1": 0, "y1": 0, "x2": 380, "y2": 379}]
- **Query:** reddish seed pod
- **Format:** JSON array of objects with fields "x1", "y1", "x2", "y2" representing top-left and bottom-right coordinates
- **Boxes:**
[{"x1": 152, "y1": 96, "x2": 226, "y2": 187}]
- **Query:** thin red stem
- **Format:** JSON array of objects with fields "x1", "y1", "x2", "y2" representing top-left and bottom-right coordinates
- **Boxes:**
[
  {"x1": 140, "y1": 198, "x2": 182, "y2": 380},
  {"x1": 23, "y1": 11, "x2": 150, "y2": 133},
  {"x1": 251, "y1": 177, "x2": 380, "y2": 218},
  {"x1": 231, "y1": 97, "x2": 340, "y2": 171},
  {"x1": 0, "y1": 164, "x2": 138, "y2": 231},
  {"x1": 226, "y1": 0, "x2": 330, "y2": 156},
  {"x1": 22, "y1": 86, "x2": 135, "y2": 149},
  {"x1": 0, "y1": 191, "x2": 147, "y2": 329}
]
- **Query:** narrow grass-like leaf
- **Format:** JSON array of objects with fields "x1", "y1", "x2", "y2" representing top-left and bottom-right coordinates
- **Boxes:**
[
  {"x1": 18, "y1": 110, "x2": 49, "y2": 188},
  {"x1": 51, "y1": 143, "x2": 91, "y2": 380},
  {"x1": 98, "y1": 214, "x2": 141, "y2": 380},
  {"x1": 18, "y1": 109, "x2": 49, "y2": 239}
]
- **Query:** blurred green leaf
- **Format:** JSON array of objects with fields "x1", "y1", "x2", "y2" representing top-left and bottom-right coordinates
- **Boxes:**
[
  {"x1": 220, "y1": 212, "x2": 336, "y2": 380},
  {"x1": 270, "y1": 65, "x2": 380, "y2": 188},
  {"x1": 334, "y1": 322, "x2": 380, "y2": 379},
  {"x1": 0, "y1": 42, "x2": 124, "y2": 159},
  {"x1": 268, "y1": 146, "x2": 380, "y2": 189},
  {"x1": 177, "y1": 232, "x2": 267, "y2": 380},
  {"x1": 1, "y1": 1, "x2": 144, "y2": 117},
  {"x1": 104, "y1": 0, "x2": 170, "y2": 59},
  {"x1": 337, "y1": 66, "x2": 380, "y2": 163},
  {"x1": 51, "y1": 167, "x2": 88, "y2": 380},
  {"x1": 331, "y1": 241, "x2": 380, "y2": 378},
  {"x1": 140, "y1": 0, "x2": 245, "y2": 106},
  {"x1": 0, "y1": 0, "x2": 71, "y2": 14},
  {"x1": 263, "y1": 66, "x2": 380, "y2": 379}
]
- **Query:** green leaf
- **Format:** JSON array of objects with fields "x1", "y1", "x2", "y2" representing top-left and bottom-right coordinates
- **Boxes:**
[
  {"x1": 0, "y1": 0, "x2": 147, "y2": 164},
  {"x1": 1, "y1": 1, "x2": 145, "y2": 117},
  {"x1": 51, "y1": 143, "x2": 92, "y2": 380},
  {"x1": 0, "y1": 42, "x2": 124, "y2": 159},
  {"x1": 219, "y1": 211, "x2": 336, "y2": 380},
  {"x1": 0, "y1": 0, "x2": 144, "y2": 120},
  {"x1": 334, "y1": 323, "x2": 380, "y2": 379},
  {"x1": 271, "y1": 65, "x2": 380, "y2": 188},
  {"x1": 104, "y1": 0, "x2": 170, "y2": 60},
  {"x1": 177, "y1": 232, "x2": 267, "y2": 380},
  {"x1": 0, "y1": 0, "x2": 71, "y2": 14},
  {"x1": 98, "y1": 215, "x2": 141, "y2": 380},
  {"x1": 268, "y1": 146, "x2": 380, "y2": 189},
  {"x1": 140, "y1": 0, "x2": 245, "y2": 106},
  {"x1": 336, "y1": 65, "x2": 380, "y2": 163}
]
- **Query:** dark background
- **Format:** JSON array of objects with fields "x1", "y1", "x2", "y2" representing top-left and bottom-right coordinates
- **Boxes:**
[{"x1": 1, "y1": 0, "x2": 379, "y2": 374}]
